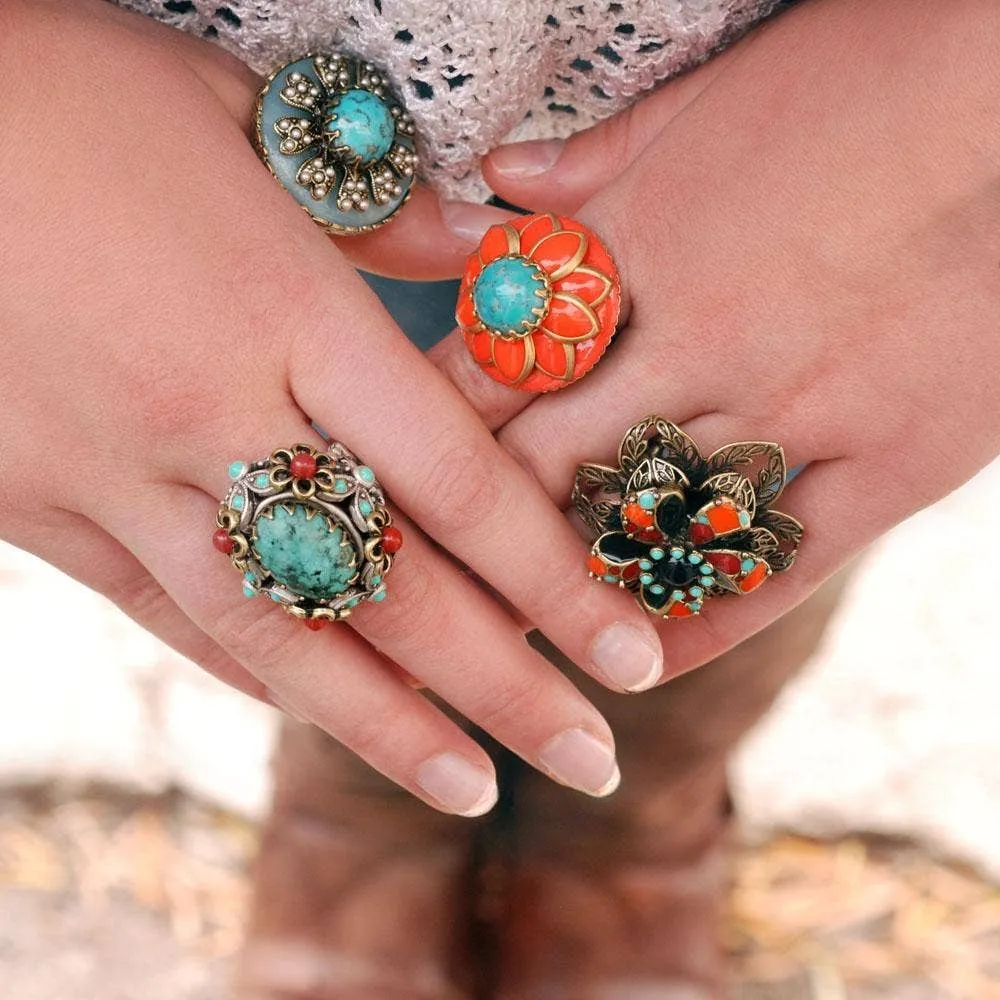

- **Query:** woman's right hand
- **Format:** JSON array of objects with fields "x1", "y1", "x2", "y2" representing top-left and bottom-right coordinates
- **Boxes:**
[{"x1": 0, "y1": 0, "x2": 665, "y2": 814}]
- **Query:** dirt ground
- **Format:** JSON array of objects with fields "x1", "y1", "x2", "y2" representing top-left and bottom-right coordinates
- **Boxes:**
[{"x1": 1, "y1": 788, "x2": 998, "y2": 1000}]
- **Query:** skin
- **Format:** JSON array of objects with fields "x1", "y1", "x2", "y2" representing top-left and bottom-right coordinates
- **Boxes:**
[
  {"x1": 0, "y1": 0, "x2": 670, "y2": 817},
  {"x1": 433, "y1": 0, "x2": 1000, "y2": 678},
  {"x1": 2, "y1": 0, "x2": 998, "y2": 820}
]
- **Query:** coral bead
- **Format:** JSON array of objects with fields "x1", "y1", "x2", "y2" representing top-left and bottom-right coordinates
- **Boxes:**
[
  {"x1": 303, "y1": 617, "x2": 328, "y2": 631},
  {"x1": 290, "y1": 452, "x2": 318, "y2": 479},
  {"x1": 213, "y1": 528, "x2": 235, "y2": 554},
  {"x1": 381, "y1": 526, "x2": 403, "y2": 554}
]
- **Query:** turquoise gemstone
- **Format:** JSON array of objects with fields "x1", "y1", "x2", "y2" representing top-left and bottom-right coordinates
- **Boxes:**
[
  {"x1": 742, "y1": 557, "x2": 757, "y2": 573},
  {"x1": 357, "y1": 466, "x2": 376, "y2": 483},
  {"x1": 670, "y1": 547, "x2": 684, "y2": 560},
  {"x1": 638, "y1": 492, "x2": 656, "y2": 510},
  {"x1": 228, "y1": 460, "x2": 247, "y2": 480},
  {"x1": 603, "y1": 574, "x2": 617, "y2": 583},
  {"x1": 639, "y1": 573, "x2": 654, "y2": 585},
  {"x1": 700, "y1": 564, "x2": 714, "y2": 575},
  {"x1": 242, "y1": 582, "x2": 257, "y2": 598},
  {"x1": 334, "y1": 478, "x2": 349, "y2": 493},
  {"x1": 472, "y1": 257, "x2": 547, "y2": 333},
  {"x1": 253, "y1": 504, "x2": 358, "y2": 600},
  {"x1": 371, "y1": 575, "x2": 382, "y2": 585},
  {"x1": 639, "y1": 560, "x2": 653, "y2": 570},
  {"x1": 254, "y1": 473, "x2": 270, "y2": 488},
  {"x1": 689, "y1": 586, "x2": 704, "y2": 598},
  {"x1": 326, "y1": 89, "x2": 395, "y2": 164},
  {"x1": 231, "y1": 494, "x2": 245, "y2": 511},
  {"x1": 359, "y1": 500, "x2": 374, "y2": 516},
  {"x1": 650, "y1": 547, "x2": 665, "y2": 561},
  {"x1": 373, "y1": 590, "x2": 387, "y2": 603},
  {"x1": 649, "y1": 584, "x2": 665, "y2": 595},
  {"x1": 687, "y1": 552, "x2": 703, "y2": 564}
]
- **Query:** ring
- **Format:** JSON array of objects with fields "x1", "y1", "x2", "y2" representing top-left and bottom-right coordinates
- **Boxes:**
[
  {"x1": 573, "y1": 417, "x2": 803, "y2": 619},
  {"x1": 456, "y1": 213, "x2": 621, "y2": 392},
  {"x1": 213, "y1": 443, "x2": 402, "y2": 628},
  {"x1": 253, "y1": 53, "x2": 418, "y2": 233}
]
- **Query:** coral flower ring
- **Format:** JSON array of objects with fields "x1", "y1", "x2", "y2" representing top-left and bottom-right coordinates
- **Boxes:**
[{"x1": 457, "y1": 213, "x2": 622, "y2": 392}]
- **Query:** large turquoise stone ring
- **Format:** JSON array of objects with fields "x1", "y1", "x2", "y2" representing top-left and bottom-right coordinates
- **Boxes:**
[
  {"x1": 214, "y1": 443, "x2": 403, "y2": 628},
  {"x1": 254, "y1": 54, "x2": 418, "y2": 233}
]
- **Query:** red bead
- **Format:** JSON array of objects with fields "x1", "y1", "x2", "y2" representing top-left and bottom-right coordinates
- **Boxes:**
[
  {"x1": 213, "y1": 528, "x2": 234, "y2": 554},
  {"x1": 290, "y1": 452, "x2": 317, "y2": 479},
  {"x1": 381, "y1": 526, "x2": 403, "y2": 554},
  {"x1": 303, "y1": 618, "x2": 328, "y2": 631}
]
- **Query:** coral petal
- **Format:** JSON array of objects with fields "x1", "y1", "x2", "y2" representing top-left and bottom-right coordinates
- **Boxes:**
[
  {"x1": 492, "y1": 337, "x2": 530, "y2": 383},
  {"x1": 479, "y1": 223, "x2": 518, "y2": 264},
  {"x1": 456, "y1": 289, "x2": 480, "y2": 330},
  {"x1": 516, "y1": 212, "x2": 558, "y2": 247},
  {"x1": 532, "y1": 331, "x2": 573, "y2": 379},
  {"x1": 739, "y1": 561, "x2": 770, "y2": 593},
  {"x1": 704, "y1": 551, "x2": 741, "y2": 576},
  {"x1": 541, "y1": 293, "x2": 600, "y2": 342},
  {"x1": 707, "y1": 501, "x2": 743, "y2": 535},
  {"x1": 556, "y1": 265, "x2": 613, "y2": 307},
  {"x1": 461, "y1": 252, "x2": 482, "y2": 288},
  {"x1": 529, "y1": 230, "x2": 587, "y2": 279},
  {"x1": 666, "y1": 602, "x2": 694, "y2": 618},
  {"x1": 469, "y1": 331, "x2": 493, "y2": 364}
]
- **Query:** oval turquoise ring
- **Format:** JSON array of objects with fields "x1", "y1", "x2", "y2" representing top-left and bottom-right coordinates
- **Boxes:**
[
  {"x1": 253, "y1": 54, "x2": 418, "y2": 233},
  {"x1": 213, "y1": 443, "x2": 403, "y2": 629}
]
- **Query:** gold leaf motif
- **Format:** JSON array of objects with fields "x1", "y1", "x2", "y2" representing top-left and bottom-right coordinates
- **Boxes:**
[
  {"x1": 542, "y1": 293, "x2": 601, "y2": 342},
  {"x1": 702, "y1": 472, "x2": 756, "y2": 520}
]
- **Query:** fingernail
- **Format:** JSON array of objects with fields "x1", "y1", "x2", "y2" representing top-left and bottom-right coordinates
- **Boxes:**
[
  {"x1": 590, "y1": 623, "x2": 663, "y2": 692},
  {"x1": 440, "y1": 200, "x2": 510, "y2": 243},
  {"x1": 489, "y1": 138, "x2": 565, "y2": 178},
  {"x1": 538, "y1": 728, "x2": 620, "y2": 797},
  {"x1": 416, "y1": 752, "x2": 498, "y2": 817}
]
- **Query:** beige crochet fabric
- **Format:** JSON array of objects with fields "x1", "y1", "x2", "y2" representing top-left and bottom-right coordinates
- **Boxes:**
[{"x1": 116, "y1": 0, "x2": 784, "y2": 198}]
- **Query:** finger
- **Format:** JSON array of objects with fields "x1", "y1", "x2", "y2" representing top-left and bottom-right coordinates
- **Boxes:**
[
  {"x1": 481, "y1": 38, "x2": 747, "y2": 213},
  {"x1": 345, "y1": 194, "x2": 514, "y2": 280},
  {"x1": 95, "y1": 486, "x2": 503, "y2": 816},
  {"x1": 278, "y1": 267, "x2": 665, "y2": 695},
  {"x1": 10, "y1": 507, "x2": 267, "y2": 702},
  {"x1": 97, "y1": 0, "x2": 503, "y2": 280},
  {"x1": 427, "y1": 207, "x2": 638, "y2": 433},
  {"x1": 499, "y1": 405, "x2": 870, "y2": 681},
  {"x1": 100, "y1": 484, "x2": 624, "y2": 803}
]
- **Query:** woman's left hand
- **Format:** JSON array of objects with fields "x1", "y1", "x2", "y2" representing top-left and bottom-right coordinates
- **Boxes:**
[{"x1": 431, "y1": 0, "x2": 1000, "y2": 679}]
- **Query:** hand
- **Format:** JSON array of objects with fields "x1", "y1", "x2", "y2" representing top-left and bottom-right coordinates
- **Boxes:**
[
  {"x1": 0, "y1": 0, "x2": 667, "y2": 814},
  {"x1": 432, "y1": 0, "x2": 1000, "y2": 676}
]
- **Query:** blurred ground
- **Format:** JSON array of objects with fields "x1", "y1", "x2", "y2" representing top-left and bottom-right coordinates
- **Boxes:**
[{"x1": 2, "y1": 788, "x2": 999, "y2": 1000}]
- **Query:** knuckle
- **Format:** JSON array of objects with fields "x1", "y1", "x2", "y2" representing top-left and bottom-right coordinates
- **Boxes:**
[
  {"x1": 412, "y1": 434, "x2": 508, "y2": 537},
  {"x1": 212, "y1": 598, "x2": 296, "y2": 675},
  {"x1": 105, "y1": 569, "x2": 176, "y2": 628},
  {"x1": 471, "y1": 662, "x2": 547, "y2": 736},
  {"x1": 357, "y1": 553, "x2": 449, "y2": 652}
]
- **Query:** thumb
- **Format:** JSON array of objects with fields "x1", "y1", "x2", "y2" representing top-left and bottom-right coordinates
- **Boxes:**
[{"x1": 482, "y1": 42, "x2": 741, "y2": 215}]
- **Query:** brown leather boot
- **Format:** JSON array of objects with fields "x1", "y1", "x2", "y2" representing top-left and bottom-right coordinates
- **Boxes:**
[
  {"x1": 235, "y1": 720, "x2": 488, "y2": 1000},
  {"x1": 493, "y1": 572, "x2": 851, "y2": 1000}
]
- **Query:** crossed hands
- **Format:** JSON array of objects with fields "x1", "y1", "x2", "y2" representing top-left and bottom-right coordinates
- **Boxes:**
[{"x1": 2, "y1": 0, "x2": 997, "y2": 815}]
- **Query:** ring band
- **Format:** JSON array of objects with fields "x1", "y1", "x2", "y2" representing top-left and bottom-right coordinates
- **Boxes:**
[
  {"x1": 456, "y1": 213, "x2": 621, "y2": 392},
  {"x1": 573, "y1": 417, "x2": 802, "y2": 619},
  {"x1": 214, "y1": 443, "x2": 402, "y2": 628},
  {"x1": 253, "y1": 53, "x2": 418, "y2": 233}
]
